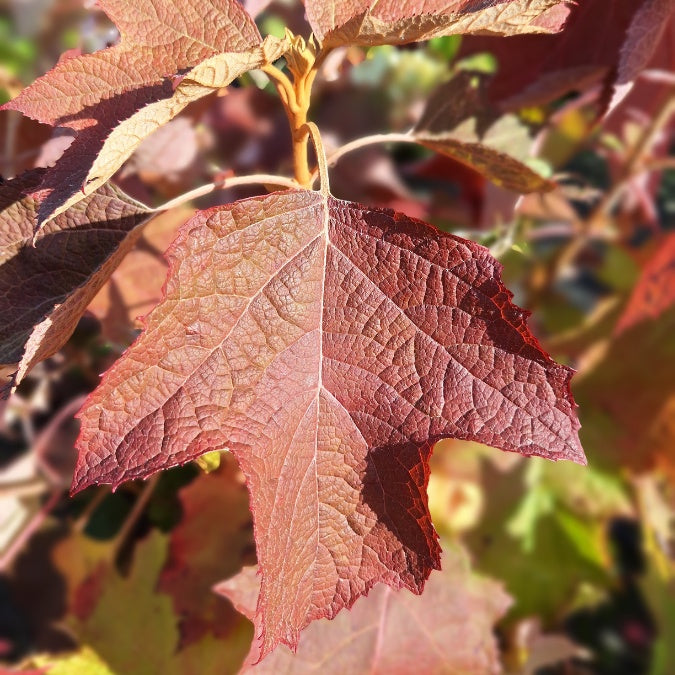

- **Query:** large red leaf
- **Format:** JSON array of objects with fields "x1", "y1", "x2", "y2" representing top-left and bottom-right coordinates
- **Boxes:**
[
  {"x1": 1, "y1": 0, "x2": 281, "y2": 226},
  {"x1": 304, "y1": 0, "x2": 571, "y2": 48},
  {"x1": 72, "y1": 190, "x2": 583, "y2": 658},
  {"x1": 217, "y1": 546, "x2": 511, "y2": 672},
  {"x1": 0, "y1": 170, "x2": 151, "y2": 394}
]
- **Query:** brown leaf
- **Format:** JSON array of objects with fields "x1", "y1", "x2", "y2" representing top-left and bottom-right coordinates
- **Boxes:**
[
  {"x1": 305, "y1": 0, "x2": 571, "y2": 48},
  {"x1": 217, "y1": 545, "x2": 511, "y2": 672},
  {"x1": 72, "y1": 190, "x2": 583, "y2": 659},
  {"x1": 0, "y1": 170, "x2": 152, "y2": 393},
  {"x1": 414, "y1": 72, "x2": 554, "y2": 193}
]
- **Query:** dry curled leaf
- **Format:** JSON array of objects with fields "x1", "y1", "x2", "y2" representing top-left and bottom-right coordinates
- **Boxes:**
[
  {"x1": 414, "y1": 71, "x2": 554, "y2": 193},
  {"x1": 305, "y1": 0, "x2": 572, "y2": 48}
]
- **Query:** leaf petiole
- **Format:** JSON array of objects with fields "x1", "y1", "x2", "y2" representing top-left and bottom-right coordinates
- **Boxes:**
[
  {"x1": 309, "y1": 132, "x2": 418, "y2": 186},
  {"x1": 151, "y1": 173, "x2": 300, "y2": 212}
]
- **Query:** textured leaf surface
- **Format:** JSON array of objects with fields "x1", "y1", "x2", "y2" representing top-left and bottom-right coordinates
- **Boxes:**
[
  {"x1": 3, "y1": 0, "x2": 261, "y2": 125},
  {"x1": 0, "y1": 170, "x2": 151, "y2": 393},
  {"x1": 217, "y1": 546, "x2": 511, "y2": 673},
  {"x1": 414, "y1": 72, "x2": 554, "y2": 193},
  {"x1": 305, "y1": 0, "x2": 571, "y2": 48},
  {"x1": 73, "y1": 189, "x2": 583, "y2": 659},
  {"x1": 615, "y1": 233, "x2": 675, "y2": 335},
  {"x1": 1, "y1": 0, "x2": 283, "y2": 226}
]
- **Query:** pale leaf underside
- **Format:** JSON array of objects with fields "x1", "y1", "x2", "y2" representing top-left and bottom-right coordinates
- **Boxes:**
[
  {"x1": 32, "y1": 37, "x2": 285, "y2": 227},
  {"x1": 217, "y1": 547, "x2": 511, "y2": 672},
  {"x1": 305, "y1": 0, "x2": 572, "y2": 47},
  {"x1": 73, "y1": 190, "x2": 583, "y2": 659}
]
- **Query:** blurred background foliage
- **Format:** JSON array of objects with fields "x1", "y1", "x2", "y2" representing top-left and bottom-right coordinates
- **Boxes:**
[{"x1": 0, "y1": 0, "x2": 674, "y2": 673}]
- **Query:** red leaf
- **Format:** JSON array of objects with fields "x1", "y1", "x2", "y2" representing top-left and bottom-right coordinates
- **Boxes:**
[
  {"x1": 608, "y1": 0, "x2": 675, "y2": 111},
  {"x1": 217, "y1": 546, "x2": 512, "y2": 672},
  {"x1": 72, "y1": 190, "x2": 583, "y2": 658}
]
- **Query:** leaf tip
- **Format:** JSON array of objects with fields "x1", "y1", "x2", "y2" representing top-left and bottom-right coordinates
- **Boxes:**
[{"x1": 567, "y1": 437, "x2": 588, "y2": 466}]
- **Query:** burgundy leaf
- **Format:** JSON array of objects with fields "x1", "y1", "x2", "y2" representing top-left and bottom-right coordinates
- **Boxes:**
[
  {"x1": 616, "y1": 233, "x2": 675, "y2": 334},
  {"x1": 73, "y1": 190, "x2": 583, "y2": 659},
  {"x1": 461, "y1": 0, "x2": 675, "y2": 111}
]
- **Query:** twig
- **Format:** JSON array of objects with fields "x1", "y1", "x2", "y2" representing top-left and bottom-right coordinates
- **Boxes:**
[
  {"x1": 0, "y1": 489, "x2": 63, "y2": 573},
  {"x1": 303, "y1": 122, "x2": 330, "y2": 195},
  {"x1": 261, "y1": 63, "x2": 299, "y2": 113},
  {"x1": 152, "y1": 173, "x2": 299, "y2": 213},
  {"x1": 631, "y1": 156, "x2": 675, "y2": 179},
  {"x1": 553, "y1": 92, "x2": 675, "y2": 277},
  {"x1": 0, "y1": 477, "x2": 50, "y2": 499},
  {"x1": 74, "y1": 486, "x2": 110, "y2": 533},
  {"x1": 310, "y1": 132, "x2": 417, "y2": 186},
  {"x1": 32, "y1": 394, "x2": 87, "y2": 487}
]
